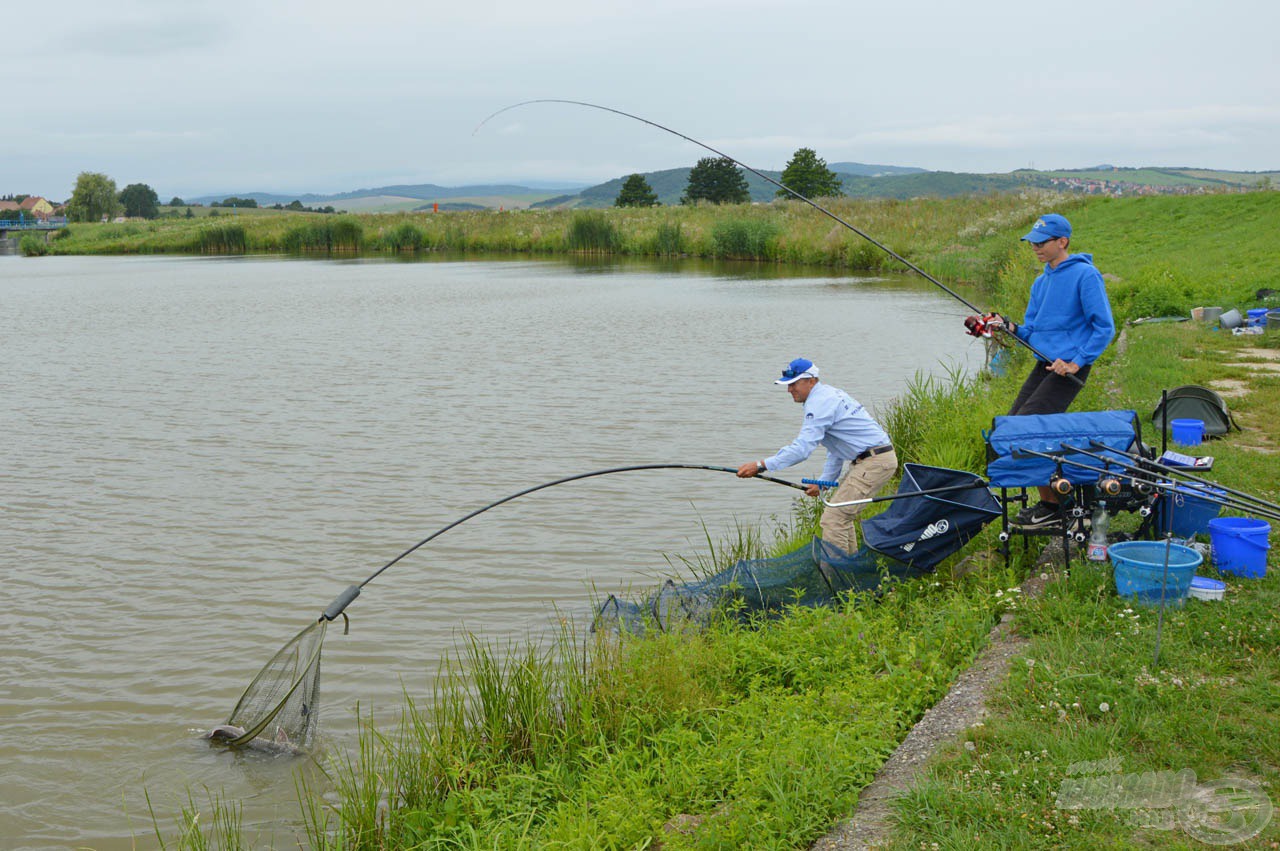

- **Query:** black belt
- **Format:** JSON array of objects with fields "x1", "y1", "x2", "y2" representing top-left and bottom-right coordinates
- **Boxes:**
[{"x1": 855, "y1": 444, "x2": 894, "y2": 461}]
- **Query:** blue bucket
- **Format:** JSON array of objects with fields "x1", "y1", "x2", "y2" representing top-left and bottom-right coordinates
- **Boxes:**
[
  {"x1": 1156, "y1": 484, "x2": 1224, "y2": 538},
  {"x1": 1170, "y1": 418, "x2": 1205, "y2": 446},
  {"x1": 1247, "y1": 308, "x2": 1269, "y2": 327},
  {"x1": 1109, "y1": 540, "x2": 1202, "y2": 607},
  {"x1": 1208, "y1": 517, "x2": 1270, "y2": 578}
]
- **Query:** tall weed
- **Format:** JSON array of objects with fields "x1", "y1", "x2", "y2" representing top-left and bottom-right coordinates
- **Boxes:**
[
  {"x1": 566, "y1": 212, "x2": 621, "y2": 252},
  {"x1": 710, "y1": 217, "x2": 779, "y2": 259}
]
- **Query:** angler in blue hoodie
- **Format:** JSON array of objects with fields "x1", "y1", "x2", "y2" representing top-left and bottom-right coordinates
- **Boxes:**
[{"x1": 990, "y1": 213, "x2": 1115, "y2": 526}]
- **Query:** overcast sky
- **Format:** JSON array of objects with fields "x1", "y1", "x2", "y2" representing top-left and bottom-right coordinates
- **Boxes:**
[{"x1": 8, "y1": 0, "x2": 1278, "y2": 200}]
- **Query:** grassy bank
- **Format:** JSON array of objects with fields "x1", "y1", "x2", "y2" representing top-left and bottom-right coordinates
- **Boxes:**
[{"x1": 880, "y1": 325, "x2": 1280, "y2": 849}]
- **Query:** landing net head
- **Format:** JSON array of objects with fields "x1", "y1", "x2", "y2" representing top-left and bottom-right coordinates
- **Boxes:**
[{"x1": 216, "y1": 619, "x2": 328, "y2": 749}]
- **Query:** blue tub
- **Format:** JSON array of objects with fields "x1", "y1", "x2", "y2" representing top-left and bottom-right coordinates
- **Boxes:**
[{"x1": 1109, "y1": 540, "x2": 1202, "y2": 607}]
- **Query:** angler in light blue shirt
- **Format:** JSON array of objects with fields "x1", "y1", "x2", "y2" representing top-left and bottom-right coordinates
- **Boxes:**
[{"x1": 738, "y1": 358, "x2": 897, "y2": 554}]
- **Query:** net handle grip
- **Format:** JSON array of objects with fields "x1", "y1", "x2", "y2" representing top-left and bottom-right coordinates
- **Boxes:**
[
  {"x1": 322, "y1": 584, "x2": 361, "y2": 621},
  {"x1": 802, "y1": 478, "x2": 840, "y2": 488}
]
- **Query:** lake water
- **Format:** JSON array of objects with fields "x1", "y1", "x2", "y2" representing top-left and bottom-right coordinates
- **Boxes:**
[{"x1": 0, "y1": 253, "x2": 983, "y2": 849}]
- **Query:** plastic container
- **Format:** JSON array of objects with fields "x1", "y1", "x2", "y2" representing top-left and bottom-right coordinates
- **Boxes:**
[
  {"x1": 1189, "y1": 576, "x2": 1226, "y2": 601},
  {"x1": 1202, "y1": 306, "x2": 1223, "y2": 323},
  {"x1": 1267, "y1": 309, "x2": 1280, "y2": 330},
  {"x1": 1109, "y1": 540, "x2": 1202, "y2": 607},
  {"x1": 1220, "y1": 308, "x2": 1243, "y2": 329},
  {"x1": 1208, "y1": 517, "x2": 1270, "y2": 578},
  {"x1": 1170, "y1": 418, "x2": 1205, "y2": 446},
  {"x1": 1156, "y1": 483, "x2": 1224, "y2": 538},
  {"x1": 1248, "y1": 308, "x2": 1270, "y2": 327}
]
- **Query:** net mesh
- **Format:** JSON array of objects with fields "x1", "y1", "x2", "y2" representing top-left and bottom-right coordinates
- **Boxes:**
[
  {"x1": 594, "y1": 537, "x2": 928, "y2": 634},
  {"x1": 224, "y1": 619, "x2": 327, "y2": 748}
]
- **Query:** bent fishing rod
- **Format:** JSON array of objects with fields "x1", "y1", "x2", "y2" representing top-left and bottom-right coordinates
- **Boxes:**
[
  {"x1": 318, "y1": 463, "x2": 809, "y2": 621},
  {"x1": 475, "y1": 99, "x2": 1077, "y2": 383}
]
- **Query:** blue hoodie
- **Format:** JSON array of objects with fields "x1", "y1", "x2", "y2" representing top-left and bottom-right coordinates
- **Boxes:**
[{"x1": 1013, "y1": 253, "x2": 1115, "y2": 366}]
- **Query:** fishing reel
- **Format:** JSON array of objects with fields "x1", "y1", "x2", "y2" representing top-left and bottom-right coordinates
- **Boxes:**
[
  {"x1": 1098, "y1": 477, "x2": 1123, "y2": 497},
  {"x1": 1049, "y1": 474, "x2": 1074, "y2": 496},
  {"x1": 964, "y1": 312, "x2": 1004, "y2": 339}
]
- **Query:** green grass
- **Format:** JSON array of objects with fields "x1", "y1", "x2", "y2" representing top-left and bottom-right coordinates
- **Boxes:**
[{"x1": 875, "y1": 322, "x2": 1280, "y2": 850}]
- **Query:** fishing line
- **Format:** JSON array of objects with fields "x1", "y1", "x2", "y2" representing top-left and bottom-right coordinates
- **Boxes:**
[{"x1": 474, "y1": 98, "x2": 1064, "y2": 373}]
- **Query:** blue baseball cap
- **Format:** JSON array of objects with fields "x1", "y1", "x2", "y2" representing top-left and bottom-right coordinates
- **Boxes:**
[
  {"x1": 775, "y1": 357, "x2": 820, "y2": 385},
  {"x1": 1020, "y1": 213, "x2": 1072, "y2": 243}
]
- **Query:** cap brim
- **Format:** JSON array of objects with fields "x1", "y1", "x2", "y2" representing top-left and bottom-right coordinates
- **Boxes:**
[
  {"x1": 1021, "y1": 229, "x2": 1064, "y2": 243},
  {"x1": 775, "y1": 373, "x2": 811, "y2": 385}
]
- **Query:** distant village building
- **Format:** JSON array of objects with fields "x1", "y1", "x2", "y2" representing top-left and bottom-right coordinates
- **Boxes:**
[
  {"x1": 19, "y1": 196, "x2": 55, "y2": 219},
  {"x1": 0, "y1": 200, "x2": 21, "y2": 216}
]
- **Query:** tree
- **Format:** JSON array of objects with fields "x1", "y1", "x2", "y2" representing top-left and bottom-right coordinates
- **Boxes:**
[
  {"x1": 119, "y1": 183, "x2": 160, "y2": 219},
  {"x1": 66, "y1": 172, "x2": 120, "y2": 222},
  {"x1": 681, "y1": 157, "x2": 750, "y2": 205},
  {"x1": 614, "y1": 173, "x2": 659, "y2": 207},
  {"x1": 169, "y1": 196, "x2": 186, "y2": 207},
  {"x1": 777, "y1": 148, "x2": 843, "y2": 199},
  {"x1": 184, "y1": 207, "x2": 195, "y2": 219}
]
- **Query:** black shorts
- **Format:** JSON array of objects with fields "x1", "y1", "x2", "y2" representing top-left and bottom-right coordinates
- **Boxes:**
[{"x1": 1008, "y1": 362, "x2": 1091, "y2": 416}]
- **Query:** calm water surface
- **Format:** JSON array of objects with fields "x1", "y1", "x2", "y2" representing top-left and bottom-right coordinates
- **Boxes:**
[{"x1": 0, "y1": 254, "x2": 983, "y2": 849}]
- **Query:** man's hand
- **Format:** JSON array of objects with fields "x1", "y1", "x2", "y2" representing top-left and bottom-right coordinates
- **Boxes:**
[
  {"x1": 986, "y1": 313, "x2": 1012, "y2": 333},
  {"x1": 737, "y1": 460, "x2": 763, "y2": 478},
  {"x1": 804, "y1": 484, "x2": 820, "y2": 498},
  {"x1": 1044, "y1": 358, "x2": 1081, "y2": 376}
]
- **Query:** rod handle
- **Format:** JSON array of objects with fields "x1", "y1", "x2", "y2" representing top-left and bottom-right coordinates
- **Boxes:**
[
  {"x1": 802, "y1": 478, "x2": 840, "y2": 488},
  {"x1": 322, "y1": 584, "x2": 361, "y2": 621}
]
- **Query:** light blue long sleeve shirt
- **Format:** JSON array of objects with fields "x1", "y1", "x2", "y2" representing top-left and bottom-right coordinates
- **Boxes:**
[
  {"x1": 1013, "y1": 253, "x2": 1115, "y2": 366},
  {"x1": 763, "y1": 382, "x2": 891, "y2": 482}
]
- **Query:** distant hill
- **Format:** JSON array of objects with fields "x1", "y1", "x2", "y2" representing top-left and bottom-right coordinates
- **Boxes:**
[
  {"x1": 533, "y1": 167, "x2": 1051, "y2": 209},
  {"x1": 188, "y1": 166, "x2": 1277, "y2": 213},
  {"x1": 827, "y1": 162, "x2": 929, "y2": 177},
  {"x1": 189, "y1": 181, "x2": 589, "y2": 211},
  {"x1": 533, "y1": 165, "x2": 1279, "y2": 209}
]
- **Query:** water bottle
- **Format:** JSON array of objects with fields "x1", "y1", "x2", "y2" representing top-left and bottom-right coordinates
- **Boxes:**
[{"x1": 1087, "y1": 504, "x2": 1110, "y2": 561}]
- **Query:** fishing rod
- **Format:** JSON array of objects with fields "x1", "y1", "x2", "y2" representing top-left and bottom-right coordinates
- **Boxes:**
[
  {"x1": 1086, "y1": 439, "x2": 1280, "y2": 515},
  {"x1": 322, "y1": 463, "x2": 809, "y2": 621},
  {"x1": 474, "y1": 99, "x2": 1078, "y2": 382},
  {"x1": 1011, "y1": 447, "x2": 1280, "y2": 522},
  {"x1": 220, "y1": 463, "x2": 811, "y2": 748}
]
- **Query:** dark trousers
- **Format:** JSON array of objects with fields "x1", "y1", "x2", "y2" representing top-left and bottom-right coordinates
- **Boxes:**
[{"x1": 1008, "y1": 362, "x2": 1092, "y2": 416}]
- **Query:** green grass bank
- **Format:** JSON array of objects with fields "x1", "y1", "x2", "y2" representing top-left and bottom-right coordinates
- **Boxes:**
[{"x1": 162, "y1": 191, "x2": 1280, "y2": 848}]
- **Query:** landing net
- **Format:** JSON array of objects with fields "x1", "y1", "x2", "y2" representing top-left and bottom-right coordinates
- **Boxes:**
[{"x1": 223, "y1": 619, "x2": 327, "y2": 748}]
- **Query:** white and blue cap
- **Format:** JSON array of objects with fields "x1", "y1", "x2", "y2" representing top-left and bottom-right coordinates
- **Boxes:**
[
  {"x1": 775, "y1": 357, "x2": 820, "y2": 385},
  {"x1": 1020, "y1": 213, "x2": 1072, "y2": 243}
]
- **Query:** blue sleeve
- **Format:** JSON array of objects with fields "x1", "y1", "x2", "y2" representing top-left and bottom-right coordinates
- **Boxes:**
[
  {"x1": 765, "y1": 395, "x2": 835, "y2": 471},
  {"x1": 1071, "y1": 269, "x2": 1115, "y2": 366},
  {"x1": 819, "y1": 454, "x2": 844, "y2": 484},
  {"x1": 1018, "y1": 275, "x2": 1046, "y2": 342}
]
